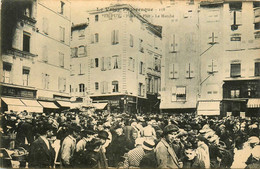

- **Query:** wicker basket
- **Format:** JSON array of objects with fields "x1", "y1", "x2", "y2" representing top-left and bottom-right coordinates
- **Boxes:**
[{"x1": 11, "y1": 147, "x2": 28, "y2": 161}]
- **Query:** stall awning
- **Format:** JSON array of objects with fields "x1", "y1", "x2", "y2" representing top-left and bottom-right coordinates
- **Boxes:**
[
  {"x1": 20, "y1": 99, "x2": 43, "y2": 113},
  {"x1": 93, "y1": 103, "x2": 108, "y2": 110},
  {"x1": 247, "y1": 99, "x2": 260, "y2": 108},
  {"x1": 197, "y1": 101, "x2": 220, "y2": 116},
  {"x1": 39, "y1": 101, "x2": 59, "y2": 109},
  {"x1": 1, "y1": 97, "x2": 27, "y2": 112},
  {"x1": 57, "y1": 101, "x2": 71, "y2": 108}
]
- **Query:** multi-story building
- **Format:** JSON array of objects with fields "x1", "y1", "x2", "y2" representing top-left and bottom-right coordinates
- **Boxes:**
[
  {"x1": 160, "y1": 0, "x2": 260, "y2": 116},
  {"x1": 73, "y1": 4, "x2": 162, "y2": 114},
  {"x1": 197, "y1": 0, "x2": 260, "y2": 117},
  {"x1": 159, "y1": 0, "x2": 201, "y2": 113},
  {"x1": 1, "y1": 0, "x2": 72, "y2": 113}
]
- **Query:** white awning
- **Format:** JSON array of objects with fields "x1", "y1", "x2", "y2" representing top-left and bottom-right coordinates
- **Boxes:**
[
  {"x1": 176, "y1": 87, "x2": 186, "y2": 95},
  {"x1": 20, "y1": 99, "x2": 43, "y2": 113},
  {"x1": 247, "y1": 99, "x2": 260, "y2": 108},
  {"x1": 39, "y1": 101, "x2": 59, "y2": 109},
  {"x1": 21, "y1": 99, "x2": 42, "y2": 107},
  {"x1": 1, "y1": 97, "x2": 27, "y2": 112},
  {"x1": 1, "y1": 97, "x2": 25, "y2": 106},
  {"x1": 57, "y1": 101, "x2": 71, "y2": 108},
  {"x1": 70, "y1": 102, "x2": 82, "y2": 109},
  {"x1": 197, "y1": 101, "x2": 220, "y2": 116},
  {"x1": 93, "y1": 103, "x2": 108, "y2": 110}
]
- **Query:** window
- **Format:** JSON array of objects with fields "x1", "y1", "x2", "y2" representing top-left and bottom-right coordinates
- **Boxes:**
[
  {"x1": 169, "y1": 34, "x2": 177, "y2": 52},
  {"x1": 111, "y1": 30, "x2": 119, "y2": 45},
  {"x1": 230, "y1": 34, "x2": 241, "y2": 41},
  {"x1": 70, "y1": 85, "x2": 72, "y2": 93},
  {"x1": 95, "y1": 33, "x2": 99, "y2": 43},
  {"x1": 60, "y1": 1, "x2": 65, "y2": 15},
  {"x1": 139, "y1": 61, "x2": 145, "y2": 74},
  {"x1": 79, "y1": 29, "x2": 85, "y2": 38},
  {"x1": 101, "y1": 57, "x2": 105, "y2": 71},
  {"x1": 95, "y1": 82, "x2": 99, "y2": 90},
  {"x1": 59, "y1": 26, "x2": 65, "y2": 42},
  {"x1": 71, "y1": 47, "x2": 78, "y2": 58},
  {"x1": 130, "y1": 34, "x2": 134, "y2": 47},
  {"x1": 23, "y1": 32, "x2": 30, "y2": 52},
  {"x1": 42, "y1": 45, "x2": 48, "y2": 62},
  {"x1": 58, "y1": 77, "x2": 66, "y2": 92},
  {"x1": 169, "y1": 63, "x2": 179, "y2": 79},
  {"x1": 2, "y1": 62, "x2": 12, "y2": 83},
  {"x1": 139, "y1": 39, "x2": 144, "y2": 52},
  {"x1": 138, "y1": 83, "x2": 144, "y2": 96},
  {"x1": 112, "y1": 55, "x2": 121, "y2": 69},
  {"x1": 185, "y1": 63, "x2": 195, "y2": 78},
  {"x1": 59, "y1": 52, "x2": 64, "y2": 67},
  {"x1": 79, "y1": 63, "x2": 84, "y2": 75},
  {"x1": 112, "y1": 81, "x2": 119, "y2": 92},
  {"x1": 128, "y1": 57, "x2": 135, "y2": 71},
  {"x1": 254, "y1": 2, "x2": 260, "y2": 8},
  {"x1": 208, "y1": 32, "x2": 218, "y2": 44},
  {"x1": 22, "y1": 68, "x2": 30, "y2": 86},
  {"x1": 95, "y1": 15, "x2": 99, "y2": 22},
  {"x1": 154, "y1": 78, "x2": 159, "y2": 93},
  {"x1": 231, "y1": 89, "x2": 240, "y2": 98},
  {"x1": 95, "y1": 58, "x2": 99, "y2": 67},
  {"x1": 79, "y1": 83, "x2": 85, "y2": 93},
  {"x1": 24, "y1": 7, "x2": 31, "y2": 17},
  {"x1": 207, "y1": 60, "x2": 218, "y2": 74},
  {"x1": 70, "y1": 65, "x2": 75, "y2": 75},
  {"x1": 230, "y1": 63, "x2": 241, "y2": 77},
  {"x1": 229, "y1": 2, "x2": 242, "y2": 11},
  {"x1": 255, "y1": 62, "x2": 260, "y2": 76},
  {"x1": 176, "y1": 86, "x2": 186, "y2": 101},
  {"x1": 42, "y1": 73, "x2": 50, "y2": 89},
  {"x1": 255, "y1": 22, "x2": 260, "y2": 30},
  {"x1": 78, "y1": 46, "x2": 86, "y2": 56},
  {"x1": 42, "y1": 17, "x2": 49, "y2": 34},
  {"x1": 154, "y1": 57, "x2": 161, "y2": 72}
]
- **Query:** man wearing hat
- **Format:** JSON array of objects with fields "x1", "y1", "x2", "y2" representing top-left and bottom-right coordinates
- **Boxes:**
[
  {"x1": 124, "y1": 139, "x2": 155, "y2": 168},
  {"x1": 28, "y1": 122, "x2": 55, "y2": 168},
  {"x1": 60, "y1": 123, "x2": 81, "y2": 167},
  {"x1": 155, "y1": 124, "x2": 182, "y2": 168}
]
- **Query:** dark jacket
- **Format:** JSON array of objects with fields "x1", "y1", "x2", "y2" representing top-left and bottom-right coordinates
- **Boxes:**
[
  {"x1": 140, "y1": 150, "x2": 157, "y2": 168},
  {"x1": 28, "y1": 136, "x2": 55, "y2": 168},
  {"x1": 182, "y1": 156, "x2": 205, "y2": 169}
]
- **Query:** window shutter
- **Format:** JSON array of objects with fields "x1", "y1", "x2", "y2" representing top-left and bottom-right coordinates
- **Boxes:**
[
  {"x1": 170, "y1": 34, "x2": 175, "y2": 52},
  {"x1": 169, "y1": 63, "x2": 174, "y2": 78},
  {"x1": 13, "y1": 29, "x2": 21, "y2": 49},
  {"x1": 118, "y1": 56, "x2": 121, "y2": 69},
  {"x1": 143, "y1": 63, "x2": 146, "y2": 74},
  {"x1": 43, "y1": 17, "x2": 49, "y2": 34},
  {"x1": 91, "y1": 34, "x2": 94, "y2": 43},
  {"x1": 111, "y1": 30, "x2": 115, "y2": 44},
  {"x1": 171, "y1": 86, "x2": 177, "y2": 101},
  {"x1": 241, "y1": 63, "x2": 246, "y2": 77},
  {"x1": 116, "y1": 30, "x2": 119, "y2": 43},
  {"x1": 174, "y1": 63, "x2": 179, "y2": 78},
  {"x1": 185, "y1": 63, "x2": 190, "y2": 78},
  {"x1": 42, "y1": 73, "x2": 45, "y2": 88},
  {"x1": 104, "y1": 81, "x2": 108, "y2": 93},
  {"x1": 207, "y1": 62, "x2": 213, "y2": 73},
  {"x1": 84, "y1": 46, "x2": 87, "y2": 55},
  {"x1": 107, "y1": 57, "x2": 111, "y2": 70},
  {"x1": 133, "y1": 59, "x2": 135, "y2": 71},
  {"x1": 101, "y1": 81, "x2": 104, "y2": 94},
  {"x1": 42, "y1": 45, "x2": 48, "y2": 62},
  {"x1": 108, "y1": 81, "x2": 111, "y2": 93},
  {"x1": 90, "y1": 59, "x2": 94, "y2": 68},
  {"x1": 190, "y1": 63, "x2": 195, "y2": 77},
  {"x1": 101, "y1": 57, "x2": 105, "y2": 71}
]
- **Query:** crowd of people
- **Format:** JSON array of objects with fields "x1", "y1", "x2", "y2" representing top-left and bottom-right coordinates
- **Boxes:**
[{"x1": 1, "y1": 109, "x2": 260, "y2": 168}]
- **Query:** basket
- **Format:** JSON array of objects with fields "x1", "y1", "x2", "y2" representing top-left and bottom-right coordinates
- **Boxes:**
[{"x1": 11, "y1": 147, "x2": 28, "y2": 161}]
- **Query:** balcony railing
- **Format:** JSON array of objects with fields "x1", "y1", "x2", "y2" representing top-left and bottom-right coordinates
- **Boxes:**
[{"x1": 6, "y1": 48, "x2": 37, "y2": 59}]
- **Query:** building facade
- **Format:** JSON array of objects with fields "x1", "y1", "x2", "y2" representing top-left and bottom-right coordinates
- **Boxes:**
[
  {"x1": 70, "y1": 4, "x2": 162, "y2": 114},
  {"x1": 160, "y1": 0, "x2": 260, "y2": 116},
  {"x1": 159, "y1": 0, "x2": 201, "y2": 113},
  {"x1": 1, "y1": 0, "x2": 72, "y2": 113}
]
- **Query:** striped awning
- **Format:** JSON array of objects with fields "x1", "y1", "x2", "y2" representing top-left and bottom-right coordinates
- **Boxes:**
[{"x1": 247, "y1": 99, "x2": 260, "y2": 108}]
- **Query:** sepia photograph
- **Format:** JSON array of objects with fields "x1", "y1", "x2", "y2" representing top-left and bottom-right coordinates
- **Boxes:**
[{"x1": 0, "y1": 0, "x2": 260, "y2": 168}]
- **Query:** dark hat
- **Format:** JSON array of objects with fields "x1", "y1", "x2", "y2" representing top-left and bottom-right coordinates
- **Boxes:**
[
  {"x1": 163, "y1": 124, "x2": 179, "y2": 135},
  {"x1": 98, "y1": 131, "x2": 109, "y2": 140},
  {"x1": 68, "y1": 123, "x2": 81, "y2": 132}
]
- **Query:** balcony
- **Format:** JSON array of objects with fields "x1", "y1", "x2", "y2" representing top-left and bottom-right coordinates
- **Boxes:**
[{"x1": 6, "y1": 48, "x2": 37, "y2": 59}]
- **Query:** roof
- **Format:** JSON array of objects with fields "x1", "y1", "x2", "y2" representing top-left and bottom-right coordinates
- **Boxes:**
[{"x1": 88, "y1": 4, "x2": 162, "y2": 38}]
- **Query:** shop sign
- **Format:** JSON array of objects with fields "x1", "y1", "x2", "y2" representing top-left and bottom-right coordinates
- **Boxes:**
[{"x1": 110, "y1": 100, "x2": 119, "y2": 106}]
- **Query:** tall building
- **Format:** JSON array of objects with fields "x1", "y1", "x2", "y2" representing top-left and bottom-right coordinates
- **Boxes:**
[
  {"x1": 160, "y1": 0, "x2": 260, "y2": 116},
  {"x1": 70, "y1": 4, "x2": 162, "y2": 114},
  {"x1": 159, "y1": 0, "x2": 201, "y2": 113},
  {"x1": 198, "y1": 0, "x2": 260, "y2": 117},
  {"x1": 1, "y1": 0, "x2": 72, "y2": 113}
]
